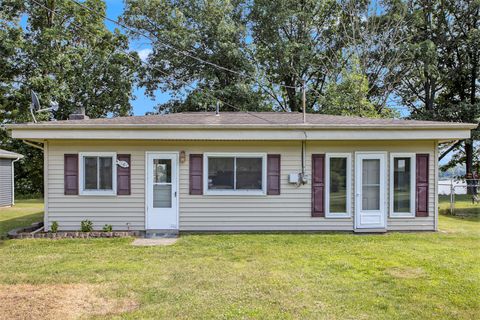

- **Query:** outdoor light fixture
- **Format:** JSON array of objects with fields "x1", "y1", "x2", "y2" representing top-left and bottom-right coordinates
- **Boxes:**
[{"x1": 180, "y1": 150, "x2": 186, "y2": 163}]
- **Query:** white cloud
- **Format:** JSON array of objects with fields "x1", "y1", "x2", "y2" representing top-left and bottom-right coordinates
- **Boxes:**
[{"x1": 137, "y1": 48, "x2": 153, "y2": 61}]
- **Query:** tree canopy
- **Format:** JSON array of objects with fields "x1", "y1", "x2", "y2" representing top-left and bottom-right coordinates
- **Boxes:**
[{"x1": 0, "y1": 0, "x2": 139, "y2": 195}]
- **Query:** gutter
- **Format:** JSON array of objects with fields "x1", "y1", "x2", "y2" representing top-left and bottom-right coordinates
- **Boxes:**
[{"x1": 6, "y1": 123, "x2": 478, "y2": 131}]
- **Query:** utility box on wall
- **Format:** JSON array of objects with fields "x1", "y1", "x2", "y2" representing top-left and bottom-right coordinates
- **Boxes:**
[{"x1": 288, "y1": 173, "x2": 300, "y2": 184}]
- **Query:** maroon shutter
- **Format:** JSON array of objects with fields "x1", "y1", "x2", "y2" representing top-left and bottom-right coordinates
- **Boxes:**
[
  {"x1": 267, "y1": 154, "x2": 281, "y2": 195},
  {"x1": 189, "y1": 154, "x2": 203, "y2": 195},
  {"x1": 312, "y1": 154, "x2": 325, "y2": 217},
  {"x1": 416, "y1": 154, "x2": 429, "y2": 217},
  {"x1": 64, "y1": 154, "x2": 79, "y2": 195},
  {"x1": 117, "y1": 154, "x2": 131, "y2": 195}
]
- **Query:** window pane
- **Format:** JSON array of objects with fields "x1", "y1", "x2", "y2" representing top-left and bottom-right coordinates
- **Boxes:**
[
  {"x1": 84, "y1": 157, "x2": 98, "y2": 190},
  {"x1": 99, "y1": 157, "x2": 113, "y2": 190},
  {"x1": 362, "y1": 159, "x2": 380, "y2": 185},
  {"x1": 153, "y1": 184, "x2": 172, "y2": 208},
  {"x1": 362, "y1": 186, "x2": 380, "y2": 210},
  {"x1": 236, "y1": 157, "x2": 263, "y2": 190},
  {"x1": 208, "y1": 157, "x2": 234, "y2": 190},
  {"x1": 394, "y1": 157, "x2": 411, "y2": 213},
  {"x1": 362, "y1": 159, "x2": 380, "y2": 210},
  {"x1": 153, "y1": 159, "x2": 171, "y2": 183},
  {"x1": 329, "y1": 157, "x2": 347, "y2": 213}
]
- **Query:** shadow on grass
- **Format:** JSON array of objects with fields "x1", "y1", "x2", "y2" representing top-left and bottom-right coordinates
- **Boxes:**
[{"x1": 0, "y1": 212, "x2": 43, "y2": 240}]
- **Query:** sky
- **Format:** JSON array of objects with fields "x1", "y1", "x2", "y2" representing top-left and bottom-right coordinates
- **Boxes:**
[{"x1": 105, "y1": 1, "x2": 168, "y2": 115}]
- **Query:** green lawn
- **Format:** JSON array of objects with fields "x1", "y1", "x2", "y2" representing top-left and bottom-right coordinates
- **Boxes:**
[
  {"x1": 440, "y1": 194, "x2": 480, "y2": 218},
  {"x1": 0, "y1": 199, "x2": 478, "y2": 319},
  {"x1": 0, "y1": 199, "x2": 44, "y2": 238}
]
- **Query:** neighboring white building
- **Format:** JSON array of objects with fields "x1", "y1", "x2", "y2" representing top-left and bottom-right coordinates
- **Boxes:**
[{"x1": 0, "y1": 149, "x2": 23, "y2": 207}]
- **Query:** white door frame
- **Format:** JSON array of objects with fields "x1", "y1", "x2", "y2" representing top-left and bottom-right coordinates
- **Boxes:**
[
  {"x1": 145, "y1": 152, "x2": 180, "y2": 230},
  {"x1": 355, "y1": 152, "x2": 387, "y2": 230}
]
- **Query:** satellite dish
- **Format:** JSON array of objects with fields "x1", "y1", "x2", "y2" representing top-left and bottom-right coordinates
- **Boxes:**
[
  {"x1": 29, "y1": 90, "x2": 40, "y2": 123},
  {"x1": 31, "y1": 91, "x2": 41, "y2": 111},
  {"x1": 29, "y1": 90, "x2": 59, "y2": 123}
]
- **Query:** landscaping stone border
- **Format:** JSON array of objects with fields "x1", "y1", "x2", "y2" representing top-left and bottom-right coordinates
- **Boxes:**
[
  {"x1": 12, "y1": 231, "x2": 143, "y2": 239},
  {"x1": 8, "y1": 223, "x2": 143, "y2": 239}
]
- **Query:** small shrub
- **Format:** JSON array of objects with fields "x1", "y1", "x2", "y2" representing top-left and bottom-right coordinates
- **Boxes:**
[
  {"x1": 80, "y1": 220, "x2": 93, "y2": 232},
  {"x1": 51, "y1": 221, "x2": 59, "y2": 233},
  {"x1": 102, "y1": 224, "x2": 113, "y2": 232}
]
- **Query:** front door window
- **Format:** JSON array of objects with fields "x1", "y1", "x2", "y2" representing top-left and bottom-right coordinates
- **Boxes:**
[
  {"x1": 153, "y1": 159, "x2": 172, "y2": 208},
  {"x1": 362, "y1": 159, "x2": 380, "y2": 210}
]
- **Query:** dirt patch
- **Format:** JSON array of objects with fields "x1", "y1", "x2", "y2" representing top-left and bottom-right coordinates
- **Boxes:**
[
  {"x1": 386, "y1": 267, "x2": 426, "y2": 279},
  {"x1": 0, "y1": 284, "x2": 138, "y2": 320}
]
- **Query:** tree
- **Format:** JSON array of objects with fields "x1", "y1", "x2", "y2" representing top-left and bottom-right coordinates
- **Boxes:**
[
  {"x1": 0, "y1": 0, "x2": 139, "y2": 195},
  {"x1": 249, "y1": 0, "x2": 343, "y2": 112},
  {"x1": 122, "y1": 0, "x2": 266, "y2": 113},
  {"x1": 391, "y1": 0, "x2": 480, "y2": 182},
  {"x1": 122, "y1": 0, "x2": 402, "y2": 116},
  {"x1": 320, "y1": 57, "x2": 395, "y2": 118}
]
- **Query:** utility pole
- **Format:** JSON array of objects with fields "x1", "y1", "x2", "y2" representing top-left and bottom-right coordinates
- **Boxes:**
[{"x1": 302, "y1": 80, "x2": 306, "y2": 123}]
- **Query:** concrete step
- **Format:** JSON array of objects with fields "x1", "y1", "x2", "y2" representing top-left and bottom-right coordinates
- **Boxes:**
[{"x1": 145, "y1": 229, "x2": 179, "y2": 238}]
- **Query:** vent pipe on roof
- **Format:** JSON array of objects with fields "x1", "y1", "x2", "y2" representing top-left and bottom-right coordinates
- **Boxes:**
[
  {"x1": 69, "y1": 107, "x2": 90, "y2": 120},
  {"x1": 215, "y1": 102, "x2": 220, "y2": 116}
]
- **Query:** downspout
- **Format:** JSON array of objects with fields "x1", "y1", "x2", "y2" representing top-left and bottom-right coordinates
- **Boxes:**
[{"x1": 300, "y1": 131, "x2": 308, "y2": 185}]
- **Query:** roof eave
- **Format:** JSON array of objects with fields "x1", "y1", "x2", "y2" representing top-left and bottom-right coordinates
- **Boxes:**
[{"x1": 6, "y1": 123, "x2": 478, "y2": 131}]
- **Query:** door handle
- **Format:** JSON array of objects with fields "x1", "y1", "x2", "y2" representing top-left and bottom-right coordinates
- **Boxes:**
[{"x1": 174, "y1": 191, "x2": 177, "y2": 197}]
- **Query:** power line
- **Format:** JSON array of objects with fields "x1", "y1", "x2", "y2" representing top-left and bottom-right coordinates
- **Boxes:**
[
  {"x1": 27, "y1": 0, "x2": 413, "y2": 117},
  {"x1": 66, "y1": 0, "x2": 415, "y2": 114},
  {"x1": 67, "y1": 0, "x2": 300, "y2": 91},
  {"x1": 28, "y1": 0, "x2": 277, "y2": 124}
]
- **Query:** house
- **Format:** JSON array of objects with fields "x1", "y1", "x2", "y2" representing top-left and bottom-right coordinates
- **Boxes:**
[
  {"x1": 6, "y1": 112, "x2": 475, "y2": 233},
  {"x1": 0, "y1": 149, "x2": 23, "y2": 207}
]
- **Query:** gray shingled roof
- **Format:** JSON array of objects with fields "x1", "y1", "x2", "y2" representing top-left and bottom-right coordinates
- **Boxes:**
[
  {"x1": 7, "y1": 112, "x2": 478, "y2": 129},
  {"x1": 0, "y1": 149, "x2": 23, "y2": 159}
]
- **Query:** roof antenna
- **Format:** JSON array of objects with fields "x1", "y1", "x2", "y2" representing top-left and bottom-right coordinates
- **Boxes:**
[{"x1": 215, "y1": 101, "x2": 220, "y2": 116}]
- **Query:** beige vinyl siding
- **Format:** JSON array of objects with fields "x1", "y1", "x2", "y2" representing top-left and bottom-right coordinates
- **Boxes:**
[{"x1": 45, "y1": 140, "x2": 436, "y2": 232}]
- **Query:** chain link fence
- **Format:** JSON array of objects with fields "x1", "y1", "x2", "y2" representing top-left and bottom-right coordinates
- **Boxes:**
[{"x1": 439, "y1": 179, "x2": 480, "y2": 215}]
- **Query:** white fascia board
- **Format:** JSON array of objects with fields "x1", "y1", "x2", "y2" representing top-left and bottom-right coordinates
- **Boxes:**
[{"x1": 10, "y1": 128, "x2": 472, "y2": 141}]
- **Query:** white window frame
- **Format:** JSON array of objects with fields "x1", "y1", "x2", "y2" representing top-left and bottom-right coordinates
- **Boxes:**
[
  {"x1": 203, "y1": 153, "x2": 267, "y2": 196},
  {"x1": 389, "y1": 153, "x2": 416, "y2": 218},
  {"x1": 325, "y1": 153, "x2": 352, "y2": 218},
  {"x1": 79, "y1": 152, "x2": 117, "y2": 196}
]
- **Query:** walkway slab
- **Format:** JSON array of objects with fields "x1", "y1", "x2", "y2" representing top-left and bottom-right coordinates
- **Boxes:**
[{"x1": 131, "y1": 238, "x2": 178, "y2": 246}]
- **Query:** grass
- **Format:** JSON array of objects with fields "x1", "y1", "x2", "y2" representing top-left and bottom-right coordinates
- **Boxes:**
[
  {"x1": 0, "y1": 199, "x2": 478, "y2": 319},
  {"x1": 0, "y1": 199, "x2": 43, "y2": 238},
  {"x1": 440, "y1": 194, "x2": 480, "y2": 218}
]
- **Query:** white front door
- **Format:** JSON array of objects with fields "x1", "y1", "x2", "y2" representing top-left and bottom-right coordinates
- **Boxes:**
[
  {"x1": 146, "y1": 153, "x2": 178, "y2": 230},
  {"x1": 355, "y1": 152, "x2": 386, "y2": 229}
]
